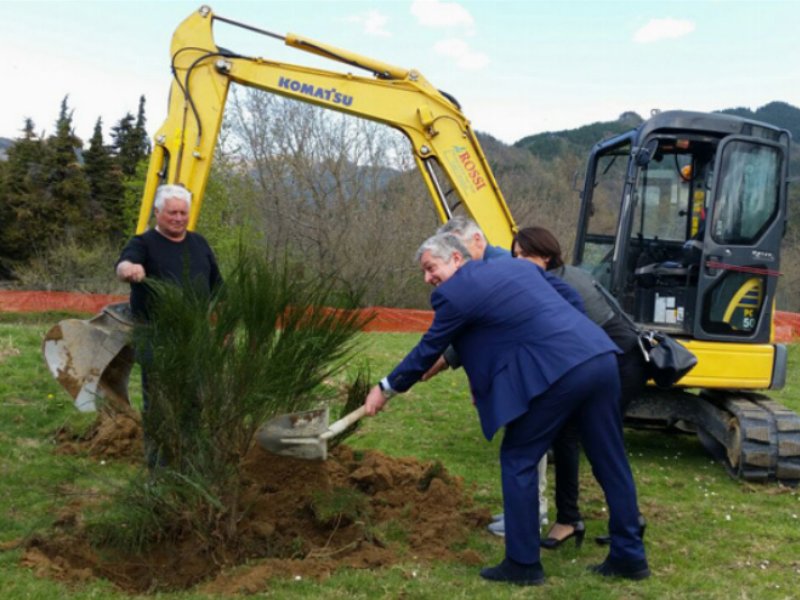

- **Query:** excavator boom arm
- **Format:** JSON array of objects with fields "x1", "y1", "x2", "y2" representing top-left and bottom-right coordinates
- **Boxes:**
[{"x1": 139, "y1": 6, "x2": 516, "y2": 247}]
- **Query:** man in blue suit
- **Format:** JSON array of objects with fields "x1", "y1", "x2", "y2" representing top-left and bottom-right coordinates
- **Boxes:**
[{"x1": 364, "y1": 233, "x2": 649, "y2": 585}]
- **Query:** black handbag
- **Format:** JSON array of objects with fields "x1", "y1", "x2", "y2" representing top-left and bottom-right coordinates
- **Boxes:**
[
  {"x1": 638, "y1": 330, "x2": 698, "y2": 389},
  {"x1": 591, "y1": 281, "x2": 698, "y2": 389}
]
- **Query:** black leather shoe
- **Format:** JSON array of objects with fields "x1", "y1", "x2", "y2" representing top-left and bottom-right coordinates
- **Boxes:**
[
  {"x1": 589, "y1": 557, "x2": 650, "y2": 580},
  {"x1": 595, "y1": 515, "x2": 646, "y2": 546},
  {"x1": 480, "y1": 558, "x2": 545, "y2": 586},
  {"x1": 541, "y1": 520, "x2": 585, "y2": 550}
]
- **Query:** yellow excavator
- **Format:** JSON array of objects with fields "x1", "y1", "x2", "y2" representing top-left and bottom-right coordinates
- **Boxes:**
[{"x1": 43, "y1": 5, "x2": 799, "y2": 483}]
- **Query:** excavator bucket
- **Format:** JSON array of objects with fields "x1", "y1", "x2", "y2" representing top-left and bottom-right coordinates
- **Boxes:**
[{"x1": 42, "y1": 303, "x2": 136, "y2": 412}]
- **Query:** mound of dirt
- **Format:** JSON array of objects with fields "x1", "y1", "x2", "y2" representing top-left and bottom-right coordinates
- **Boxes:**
[
  {"x1": 55, "y1": 408, "x2": 143, "y2": 460},
  {"x1": 23, "y1": 412, "x2": 491, "y2": 594}
]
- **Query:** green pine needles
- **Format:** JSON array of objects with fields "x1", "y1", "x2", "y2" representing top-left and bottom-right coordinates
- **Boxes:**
[{"x1": 91, "y1": 250, "x2": 370, "y2": 549}]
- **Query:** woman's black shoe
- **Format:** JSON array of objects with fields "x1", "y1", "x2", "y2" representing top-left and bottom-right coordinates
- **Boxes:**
[
  {"x1": 595, "y1": 515, "x2": 646, "y2": 546},
  {"x1": 541, "y1": 520, "x2": 585, "y2": 550}
]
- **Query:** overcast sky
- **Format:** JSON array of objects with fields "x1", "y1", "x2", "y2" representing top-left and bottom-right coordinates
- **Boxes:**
[{"x1": 2, "y1": 0, "x2": 798, "y2": 145}]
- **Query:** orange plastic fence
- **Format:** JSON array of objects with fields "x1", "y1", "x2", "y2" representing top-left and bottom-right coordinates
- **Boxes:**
[
  {"x1": 0, "y1": 291, "x2": 127, "y2": 314},
  {"x1": 1, "y1": 290, "x2": 797, "y2": 340}
]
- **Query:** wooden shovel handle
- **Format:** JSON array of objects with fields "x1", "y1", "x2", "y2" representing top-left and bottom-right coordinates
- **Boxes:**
[{"x1": 320, "y1": 405, "x2": 367, "y2": 440}]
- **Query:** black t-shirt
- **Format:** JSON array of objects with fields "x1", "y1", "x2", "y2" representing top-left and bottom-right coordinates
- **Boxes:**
[{"x1": 117, "y1": 229, "x2": 223, "y2": 320}]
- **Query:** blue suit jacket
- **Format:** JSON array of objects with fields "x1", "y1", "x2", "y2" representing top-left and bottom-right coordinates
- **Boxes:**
[{"x1": 387, "y1": 259, "x2": 619, "y2": 440}]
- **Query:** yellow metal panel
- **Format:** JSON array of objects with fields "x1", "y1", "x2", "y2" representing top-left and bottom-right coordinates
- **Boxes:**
[{"x1": 674, "y1": 339, "x2": 775, "y2": 389}]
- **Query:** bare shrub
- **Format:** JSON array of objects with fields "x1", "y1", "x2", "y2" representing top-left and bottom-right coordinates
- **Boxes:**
[{"x1": 218, "y1": 88, "x2": 437, "y2": 308}]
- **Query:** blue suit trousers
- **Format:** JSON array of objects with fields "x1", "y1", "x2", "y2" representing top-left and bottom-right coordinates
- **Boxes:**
[{"x1": 500, "y1": 352, "x2": 645, "y2": 565}]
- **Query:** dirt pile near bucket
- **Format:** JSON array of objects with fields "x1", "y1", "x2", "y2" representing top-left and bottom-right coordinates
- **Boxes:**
[
  {"x1": 22, "y1": 412, "x2": 491, "y2": 594},
  {"x1": 54, "y1": 408, "x2": 143, "y2": 460}
]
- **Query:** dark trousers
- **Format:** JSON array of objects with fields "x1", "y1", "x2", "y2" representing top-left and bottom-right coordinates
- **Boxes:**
[
  {"x1": 500, "y1": 352, "x2": 646, "y2": 566},
  {"x1": 551, "y1": 347, "x2": 648, "y2": 524}
]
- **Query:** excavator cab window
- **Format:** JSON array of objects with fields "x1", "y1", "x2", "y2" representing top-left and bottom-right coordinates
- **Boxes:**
[
  {"x1": 624, "y1": 137, "x2": 717, "y2": 332},
  {"x1": 577, "y1": 137, "x2": 633, "y2": 288},
  {"x1": 709, "y1": 141, "x2": 780, "y2": 246}
]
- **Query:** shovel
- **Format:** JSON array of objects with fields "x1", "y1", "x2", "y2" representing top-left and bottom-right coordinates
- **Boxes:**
[{"x1": 256, "y1": 405, "x2": 367, "y2": 460}]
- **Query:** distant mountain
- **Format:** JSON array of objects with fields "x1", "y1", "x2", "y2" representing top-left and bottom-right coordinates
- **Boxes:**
[
  {"x1": 512, "y1": 102, "x2": 800, "y2": 160},
  {"x1": 719, "y1": 101, "x2": 800, "y2": 143},
  {"x1": 512, "y1": 111, "x2": 643, "y2": 160}
]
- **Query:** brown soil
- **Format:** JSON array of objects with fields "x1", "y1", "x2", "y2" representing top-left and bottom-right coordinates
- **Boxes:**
[
  {"x1": 23, "y1": 411, "x2": 491, "y2": 595},
  {"x1": 54, "y1": 408, "x2": 143, "y2": 460}
]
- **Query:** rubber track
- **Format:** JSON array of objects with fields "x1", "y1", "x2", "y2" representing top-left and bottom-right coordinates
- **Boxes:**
[{"x1": 705, "y1": 392, "x2": 800, "y2": 483}]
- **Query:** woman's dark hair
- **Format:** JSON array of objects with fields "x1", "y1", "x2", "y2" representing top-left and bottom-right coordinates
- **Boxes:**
[{"x1": 512, "y1": 226, "x2": 565, "y2": 269}]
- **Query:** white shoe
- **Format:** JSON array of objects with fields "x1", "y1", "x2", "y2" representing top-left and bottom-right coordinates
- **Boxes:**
[
  {"x1": 487, "y1": 513, "x2": 548, "y2": 537},
  {"x1": 487, "y1": 518, "x2": 506, "y2": 537}
]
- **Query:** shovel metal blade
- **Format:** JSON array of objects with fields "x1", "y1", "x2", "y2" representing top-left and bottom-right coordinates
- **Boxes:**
[{"x1": 255, "y1": 406, "x2": 330, "y2": 460}]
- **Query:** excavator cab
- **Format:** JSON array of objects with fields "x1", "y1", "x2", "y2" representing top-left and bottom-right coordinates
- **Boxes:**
[
  {"x1": 573, "y1": 111, "x2": 800, "y2": 483},
  {"x1": 576, "y1": 111, "x2": 789, "y2": 346}
]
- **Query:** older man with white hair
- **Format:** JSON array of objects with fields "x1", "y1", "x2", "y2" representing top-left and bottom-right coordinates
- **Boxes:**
[{"x1": 116, "y1": 184, "x2": 222, "y2": 468}]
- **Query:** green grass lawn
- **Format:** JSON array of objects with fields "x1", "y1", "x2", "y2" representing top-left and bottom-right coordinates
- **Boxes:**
[{"x1": 1, "y1": 313, "x2": 799, "y2": 599}]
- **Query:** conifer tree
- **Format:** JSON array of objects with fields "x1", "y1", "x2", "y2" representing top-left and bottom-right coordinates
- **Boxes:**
[
  {"x1": 112, "y1": 96, "x2": 150, "y2": 177},
  {"x1": 0, "y1": 118, "x2": 54, "y2": 260},
  {"x1": 84, "y1": 118, "x2": 126, "y2": 240},
  {"x1": 134, "y1": 95, "x2": 152, "y2": 157},
  {"x1": 45, "y1": 96, "x2": 91, "y2": 241},
  {"x1": 111, "y1": 112, "x2": 135, "y2": 176}
]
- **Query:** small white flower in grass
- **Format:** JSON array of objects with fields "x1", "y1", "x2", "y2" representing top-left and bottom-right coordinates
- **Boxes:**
[
  {"x1": 725, "y1": 514, "x2": 731, "y2": 521},
  {"x1": 792, "y1": 514, "x2": 798, "y2": 519},
  {"x1": 411, "y1": 570, "x2": 418, "y2": 578},
  {"x1": 294, "y1": 575, "x2": 302, "y2": 581}
]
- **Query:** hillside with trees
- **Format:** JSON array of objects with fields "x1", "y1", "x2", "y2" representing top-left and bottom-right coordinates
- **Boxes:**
[{"x1": 1, "y1": 96, "x2": 798, "y2": 310}]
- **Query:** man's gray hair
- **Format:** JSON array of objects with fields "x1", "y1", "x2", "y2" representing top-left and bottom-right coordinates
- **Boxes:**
[
  {"x1": 436, "y1": 215, "x2": 485, "y2": 243},
  {"x1": 154, "y1": 184, "x2": 192, "y2": 211},
  {"x1": 415, "y1": 233, "x2": 472, "y2": 264}
]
